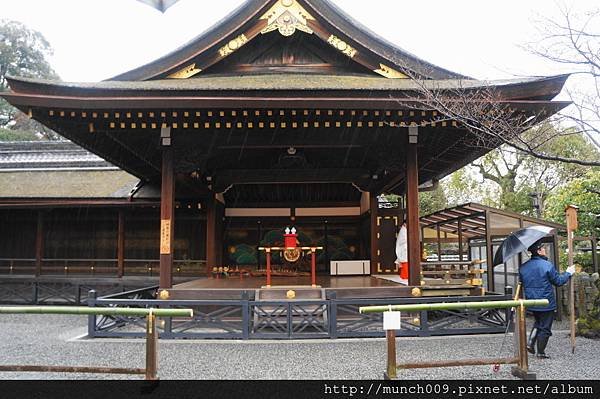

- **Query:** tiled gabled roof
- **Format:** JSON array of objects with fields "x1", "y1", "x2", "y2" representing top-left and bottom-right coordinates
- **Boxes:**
[{"x1": 0, "y1": 141, "x2": 117, "y2": 171}]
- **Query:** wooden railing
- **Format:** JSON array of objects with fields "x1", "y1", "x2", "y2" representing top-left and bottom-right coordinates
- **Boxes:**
[
  {"x1": 0, "y1": 258, "x2": 205, "y2": 277},
  {"x1": 420, "y1": 260, "x2": 484, "y2": 287}
]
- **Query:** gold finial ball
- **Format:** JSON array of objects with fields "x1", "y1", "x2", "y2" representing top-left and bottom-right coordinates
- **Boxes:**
[
  {"x1": 411, "y1": 287, "x2": 422, "y2": 297},
  {"x1": 286, "y1": 290, "x2": 296, "y2": 299},
  {"x1": 158, "y1": 290, "x2": 170, "y2": 300},
  {"x1": 413, "y1": 317, "x2": 420, "y2": 325}
]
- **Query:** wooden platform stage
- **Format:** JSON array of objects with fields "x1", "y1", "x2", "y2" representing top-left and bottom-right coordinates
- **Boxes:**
[{"x1": 165, "y1": 275, "x2": 416, "y2": 300}]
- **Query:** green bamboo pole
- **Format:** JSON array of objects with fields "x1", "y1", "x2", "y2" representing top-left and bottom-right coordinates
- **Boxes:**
[
  {"x1": 0, "y1": 306, "x2": 193, "y2": 317},
  {"x1": 359, "y1": 299, "x2": 548, "y2": 314}
]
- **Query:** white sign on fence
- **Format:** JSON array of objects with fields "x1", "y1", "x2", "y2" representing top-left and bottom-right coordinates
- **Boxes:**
[{"x1": 383, "y1": 310, "x2": 401, "y2": 330}]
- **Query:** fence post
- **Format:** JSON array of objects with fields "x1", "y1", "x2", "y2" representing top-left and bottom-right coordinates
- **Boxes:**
[
  {"x1": 163, "y1": 311, "x2": 173, "y2": 339},
  {"x1": 328, "y1": 291, "x2": 337, "y2": 339},
  {"x1": 158, "y1": 299, "x2": 171, "y2": 339},
  {"x1": 505, "y1": 286, "x2": 514, "y2": 332},
  {"x1": 75, "y1": 284, "x2": 81, "y2": 306},
  {"x1": 419, "y1": 310, "x2": 429, "y2": 336},
  {"x1": 511, "y1": 301, "x2": 536, "y2": 379},
  {"x1": 242, "y1": 291, "x2": 250, "y2": 340},
  {"x1": 145, "y1": 312, "x2": 158, "y2": 380},
  {"x1": 87, "y1": 290, "x2": 97, "y2": 338},
  {"x1": 32, "y1": 282, "x2": 39, "y2": 305},
  {"x1": 287, "y1": 302, "x2": 292, "y2": 339},
  {"x1": 384, "y1": 329, "x2": 397, "y2": 379}
]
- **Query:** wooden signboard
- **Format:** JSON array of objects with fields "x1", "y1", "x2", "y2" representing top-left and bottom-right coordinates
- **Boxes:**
[
  {"x1": 160, "y1": 219, "x2": 171, "y2": 255},
  {"x1": 565, "y1": 205, "x2": 579, "y2": 231}
]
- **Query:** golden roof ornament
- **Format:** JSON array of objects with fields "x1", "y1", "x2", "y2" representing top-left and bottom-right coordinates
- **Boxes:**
[{"x1": 260, "y1": 0, "x2": 315, "y2": 37}]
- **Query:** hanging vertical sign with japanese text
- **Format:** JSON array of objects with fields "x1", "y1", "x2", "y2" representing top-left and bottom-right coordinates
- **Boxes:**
[{"x1": 160, "y1": 219, "x2": 171, "y2": 255}]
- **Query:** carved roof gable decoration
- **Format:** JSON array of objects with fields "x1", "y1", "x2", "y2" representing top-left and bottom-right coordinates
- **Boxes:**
[{"x1": 260, "y1": 0, "x2": 314, "y2": 37}]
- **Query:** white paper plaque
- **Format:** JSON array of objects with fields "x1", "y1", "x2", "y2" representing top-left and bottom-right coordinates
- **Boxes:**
[{"x1": 383, "y1": 311, "x2": 401, "y2": 330}]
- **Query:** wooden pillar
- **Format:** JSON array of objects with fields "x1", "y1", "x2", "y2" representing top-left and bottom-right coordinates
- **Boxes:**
[
  {"x1": 159, "y1": 127, "x2": 174, "y2": 289},
  {"x1": 311, "y1": 248, "x2": 317, "y2": 287},
  {"x1": 216, "y1": 200, "x2": 224, "y2": 266},
  {"x1": 436, "y1": 224, "x2": 442, "y2": 260},
  {"x1": 457, "y1": 218, "x2": 463, "y2": 261},
  {"x1": 369, "y1": 192, "x2": 379, "y2": 275},
  {"x1": 35, "y1": 211, "x2": 44, "y2": 277},
  {"x1": 206, "y1": 195, "x2": 217, "y2": 275},
  {"x1": 405, "y1": 126, "x2": 421, "y2": 286},
  {"x1": 117, "y1": 210, "x2": 125, "y2": 278},
  {"x1": 266, "y1": 248, "x2": 272, "y2": 287}
]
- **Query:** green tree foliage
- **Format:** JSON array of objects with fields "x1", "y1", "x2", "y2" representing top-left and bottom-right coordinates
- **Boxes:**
[
  {"x1": 545, "y1": 171, "x2": 600, "y2": 237},
  {"x1": 0, "y1": 127, "x2": 38, "y2": 141},
  {"x1": 469, "y1": 126, "x2": 599, "y2": 215},
  {"x1": 419, "y1": 186, "x2": 447, "y2": 216},
  {"x1": 520, "y1": 127, "x2": 599, "y2": 214},
  {"x1": 0, "y1": 19, "x2": 59, "y2": 139},
  {"x1": 443, "y1": 168, "x2": 481, "y2": 207}
]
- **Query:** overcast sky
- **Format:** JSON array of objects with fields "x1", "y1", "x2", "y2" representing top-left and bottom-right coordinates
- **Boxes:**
[{"x1": 1, "y1": 0, "x2": 588, "y2": 83}]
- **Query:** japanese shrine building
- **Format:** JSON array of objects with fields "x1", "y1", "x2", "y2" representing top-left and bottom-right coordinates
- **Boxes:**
[{"x1": 1, "y1": 0, "x2": 568, "y2": 294}]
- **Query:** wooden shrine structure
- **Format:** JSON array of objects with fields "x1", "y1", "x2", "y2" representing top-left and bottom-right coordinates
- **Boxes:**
[{"x1": 1, "y1": 0, "x2": 569, "y2": 298}]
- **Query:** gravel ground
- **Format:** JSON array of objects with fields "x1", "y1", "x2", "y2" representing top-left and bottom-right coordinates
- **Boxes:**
[{"x1": 0, "y1": 314, "x2": 598, "y2": 380}]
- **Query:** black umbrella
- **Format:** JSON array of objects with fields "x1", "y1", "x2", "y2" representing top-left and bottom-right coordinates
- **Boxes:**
[
  {"x1": 137, "y1": 0, "x2": 181, "y2": 13},
  {"x1": 492, "y1": 225, "x2": 554, "y2": 266}
]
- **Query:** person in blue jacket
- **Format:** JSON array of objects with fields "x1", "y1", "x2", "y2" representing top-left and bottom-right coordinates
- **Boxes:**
[{"x1": 519, "y1": 240, "x2": 575, "y2": 359}]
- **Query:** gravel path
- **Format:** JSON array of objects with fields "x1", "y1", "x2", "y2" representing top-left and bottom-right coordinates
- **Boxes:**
[{"x1": 0, "y1": 314, "x2": 598, "y2": 380}]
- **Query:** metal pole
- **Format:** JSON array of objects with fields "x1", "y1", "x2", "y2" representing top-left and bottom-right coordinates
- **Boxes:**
[
  {"x1": 311, "y1": 248, "x2": 317, "y2": 287},
  {"x1": 266, "y1": 248, "x2": 271, "y2": 287},
  {"x1": 0, "y1": 306, "x2": 193, "y2": 317},
  {"x1": 385, "y1": 329, "x2": 397, "y2": 379},
  {"x1": 359, "y1": 299, "x2": 549, "y2": 314},
  {"x1": 145, "y1": 312, "x2": 158, "y2": 380}
]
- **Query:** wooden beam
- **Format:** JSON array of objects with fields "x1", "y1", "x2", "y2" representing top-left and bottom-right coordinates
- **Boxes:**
[
  {"x1": 117, "y1": 210, "x2": 125, "y2": 278},
  {"x1": 213, "y1": 168, "x2": 370, "y2": 191},
  {"x1": 35, "y1": 211, "x2": 44, "y2": 277},
  {"x1": 159, "y1": 131, "x2": 174, "y2": 289},
  {"x1": 406, "y1": 127, "x2": 421, "y2": 286}
]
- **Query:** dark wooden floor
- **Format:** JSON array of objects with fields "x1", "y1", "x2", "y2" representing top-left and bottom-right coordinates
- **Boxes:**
[
  {"x1": 166, "y1": 275, "x2": 414, "y2": 299},
  {"x1": 173, "y1": 275, "x2": 400, "y2": 290}
]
